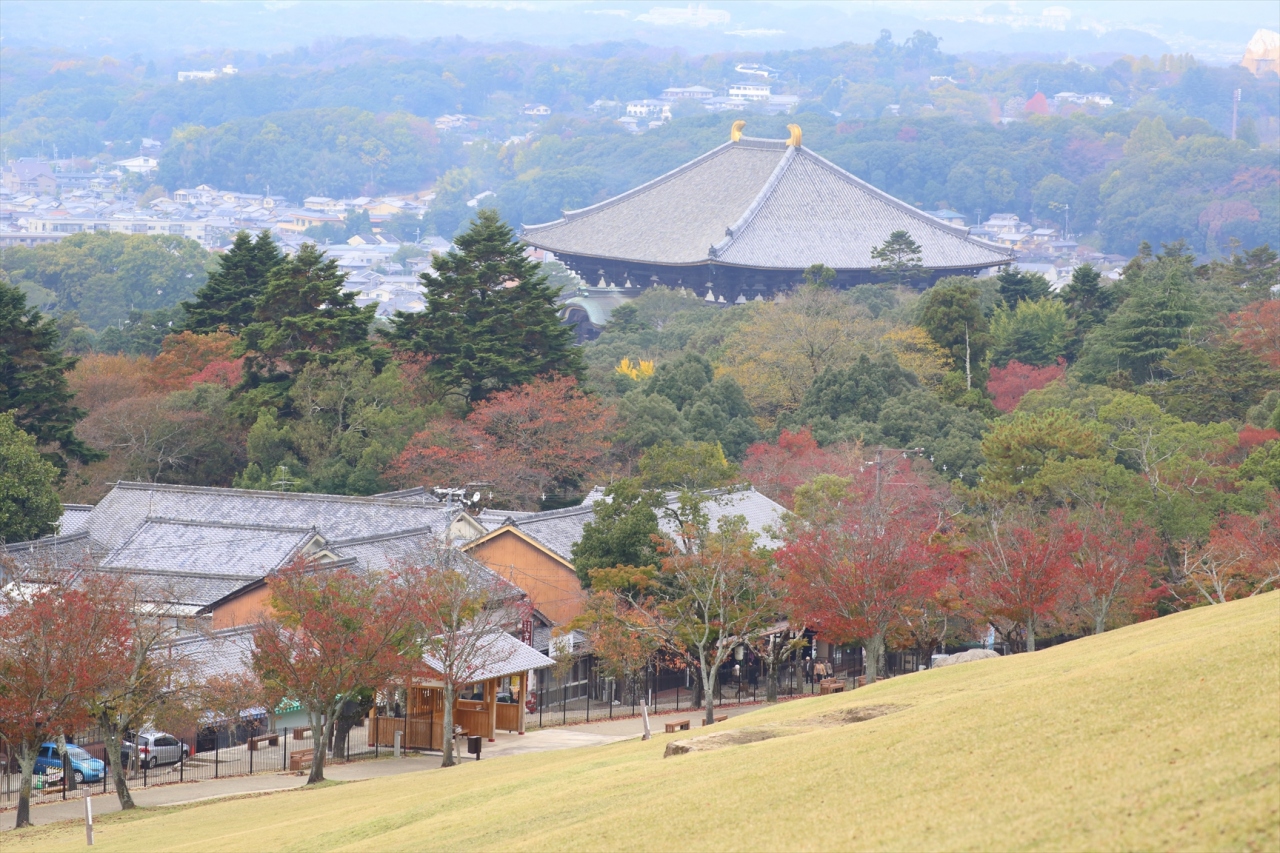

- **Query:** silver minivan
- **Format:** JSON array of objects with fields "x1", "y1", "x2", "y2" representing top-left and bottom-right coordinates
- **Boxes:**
[{"x1": 122, "y1": 731, "x2": 187, "y2": 768}]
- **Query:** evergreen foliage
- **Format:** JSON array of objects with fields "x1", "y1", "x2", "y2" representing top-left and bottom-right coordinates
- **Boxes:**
[
  {"x1": 1076, "y1": 243, "x2": 1201, "y2": 384},
  {"x1": 997, "y1": 267, "x2": 1052, "y2": 307},
  {"x1": 237, "y1": 243, "x2": 380, "y2": 409},
  {"x1": 385, "y1": 210, "x2": 583, "y2": 404},
  {"x1": 1059, "y1": 264, "x2": 1116, "y2": 358},
  {"x1": 871, "y1": 230, "x2": 925, "y2": 287},
  {"x1": 0, "y1": 281, "x2": 101, "y2": 470},
  {"x1": 615, "y1": 353, "x2": 761, "y2": 460},
  {"x1": 0, "y1": 412, "x2": 62, "y2": 543},
  {"x1": 917, "y1": 281, "x2": 992, "y2": 374},
  {"x1": 788, "y1": 353, "x2": 919, "y2": 428},
  {"x1": 570, "y1": 478, "x2": 665, "y2": 587},
  {"x1": 182, "y1": 230, "x2": 283, "y2": 333},
  {"x1": 990, "y1": 298, "x2": 1072, "y2": 367}
]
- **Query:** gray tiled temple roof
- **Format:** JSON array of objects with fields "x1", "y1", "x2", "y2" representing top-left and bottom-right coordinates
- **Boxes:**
[
  {"x1": 327, "y1": 527, "x2": 520, "y2": 598},
  {"x1": 55, "y1": 504, "x2": 93, "y2": 537},
  {"x1": 523, "y1": 136, "x2": 1011, "y2": 272},
  {"x1": 88, "y1": 482, "x2": 456, "y2": 550},
  {"x1": 101, "y1": 518, "x2": 321, "y2": 578},
  {"x1": 495, "y1": 484, "x2": 787, "y2": 562}
]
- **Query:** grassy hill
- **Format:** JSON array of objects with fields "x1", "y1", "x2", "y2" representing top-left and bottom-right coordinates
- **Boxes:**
[{"x1": 10, "y1": 593, "x2": 1280, "y2": 852}]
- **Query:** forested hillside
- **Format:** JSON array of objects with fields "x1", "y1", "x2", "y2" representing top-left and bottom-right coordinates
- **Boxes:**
[{"x1": 3, "y1": 32, "x2": 1276, "y2": 253}]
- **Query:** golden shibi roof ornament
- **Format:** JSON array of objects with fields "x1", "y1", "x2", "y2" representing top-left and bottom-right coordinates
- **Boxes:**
[{"x1": 730, "y1": 119, "x2": 746, "y2": 142}]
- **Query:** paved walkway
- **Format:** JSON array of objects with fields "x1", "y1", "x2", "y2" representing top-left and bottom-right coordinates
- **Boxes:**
[
  {"x1": 5, "y1": 725, "x2": 630, "y2": 829},
  {"x1": 5, "y1": 703, "x2": 781, "y2": 830}
]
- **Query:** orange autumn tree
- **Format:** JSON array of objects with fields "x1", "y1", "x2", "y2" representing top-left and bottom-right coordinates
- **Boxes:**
[
  {"x1": 391, "y1": 375, "x2": 613, "y2": 510},
  {"x1": 251, "y1": 558, "x2": 415, "y2": 784},
  {"x1": 147, "y1": 330, "x2": 240, "y2": 391}
]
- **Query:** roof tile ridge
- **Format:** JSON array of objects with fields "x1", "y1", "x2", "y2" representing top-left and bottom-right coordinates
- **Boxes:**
[
  {"x1": 141, "y1": 516, "x2": 318, "y2": 534},
  {"x1": 710, "y1": 145, "x2": 797, "y2": 260},
  {"x1": 4, "y1": 530, "x2": 92, "y2": 552},
  {"x1": 61, "y1": 504, "x2": 95, "y2": 510},
  {"x1": 113, "y1": 480, "x2": 452, "y2": 508},
  {"x1": 91, "y1": 565, "x2": 264, "y2": 581},
  {"x1": 519, "y1": 504, "x2": 597, "y2": 521},
  {"x1": 795, "y1": 147, "x2": 1014, "y2": 259},
  {"x1": 522, "y1": 140, "x2": 737, "y2": 233},
  {"x1": 324, "y1": 525, "x2": 440, "y2": 547}
]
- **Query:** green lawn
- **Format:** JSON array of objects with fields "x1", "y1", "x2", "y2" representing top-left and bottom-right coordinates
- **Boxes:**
[{"x1": 10, "y1": 592, "x2": 1279, "y2": 852}]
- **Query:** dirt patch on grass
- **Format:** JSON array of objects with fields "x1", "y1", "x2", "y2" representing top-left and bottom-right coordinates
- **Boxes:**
[
  {"x1": 802, "y1": 704, "x2": 905, "y2": 727},
  {"x1": 664, "y1": 705, "x2": 905, "y2": 757},
  {"x1": 663, "y1": 727, "x2": 791, "y2": 757}
]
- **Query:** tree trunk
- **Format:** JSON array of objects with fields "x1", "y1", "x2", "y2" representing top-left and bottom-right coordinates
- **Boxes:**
[
  {"x1": 765, "y1": 657, "x2": 780, "y2": 703},
  {"x1": 441, "y1": 684, "x2": 456, "y2": 768},
  {"x1": 306, "y1": 709, "x2": 327, "y2": 785},
  {"x1": 701, "y1": 664, "x2": 718, "y2": 727},
  {"x1": 1026, "y1": 619, "x2": 1037, "y2": 653},
  {"x1": 690, "y1": 666, "x2": 704, "y2": 710},
  {"x1": 1094, "y1": 608, "x2": 1107, "y2": 635},
  {"x1": 863, "y1": 633, "x2": 885, "y2": 684},
  {"x1": 103, "y1": 723, "x2": 135, "y2": 810},
  {"x1": 56, "y1": 734, "x2": 77, "y2": 792},
  {"x1": 14, "y1": 743, "x2": 36, "y2": 829}
]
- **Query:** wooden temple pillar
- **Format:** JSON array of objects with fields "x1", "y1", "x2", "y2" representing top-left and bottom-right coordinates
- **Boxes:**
[{"x1": 487, "y1": 678, "x2": 498, "y2": 742}]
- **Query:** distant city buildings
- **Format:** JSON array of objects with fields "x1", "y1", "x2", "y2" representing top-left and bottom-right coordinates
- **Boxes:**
[{"x1": 177, "y1": 65, "x2": 238, "y2": 82}]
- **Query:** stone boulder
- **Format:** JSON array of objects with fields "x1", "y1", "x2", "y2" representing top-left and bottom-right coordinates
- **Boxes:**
[{"x1": 931, "y1": 649, "x2": 1001, "y2": 668}]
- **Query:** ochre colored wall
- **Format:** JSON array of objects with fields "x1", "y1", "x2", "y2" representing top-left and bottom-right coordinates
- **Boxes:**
[
  {"x1": 212, "y1": 585, "x2": 273, "y2": 629},
  {"x1": 465, "y1": 532, "x2": 586, "y2": 625}
]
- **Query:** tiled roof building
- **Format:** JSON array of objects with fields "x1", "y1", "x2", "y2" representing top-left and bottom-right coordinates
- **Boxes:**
[{"x1": 522, "y1": 126, "x2": 1011, "y2": 302}]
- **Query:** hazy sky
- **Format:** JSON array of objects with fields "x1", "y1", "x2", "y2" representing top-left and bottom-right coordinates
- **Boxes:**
[{"x1": 1, "y1": 1, "x2": 1276, "y2": 63}]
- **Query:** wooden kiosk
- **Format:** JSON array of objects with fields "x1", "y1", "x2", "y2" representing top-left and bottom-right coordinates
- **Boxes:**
[{"x1": 369, "y1": 631, "x2": 553, "y2": 750}]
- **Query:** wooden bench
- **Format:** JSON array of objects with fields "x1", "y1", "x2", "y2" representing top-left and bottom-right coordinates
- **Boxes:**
[
  {"x1": 664, "y1": 719, "x2": 691, "y2": 733},
  {"x1": 819, "y1": 679, "x2": 845, "y2": 695},
  {"x1": 701, "y1": 715, "x2": 728, "y2": 727},
  {"x1": 247, "y1": 733, "x2": 279, "y2": 751},
  {"x1": 288, "y1": 748, "x2": 314, "y2": 772},
  {"x1": 292, "y1": 727, "x2": 312, "y2": 741}
]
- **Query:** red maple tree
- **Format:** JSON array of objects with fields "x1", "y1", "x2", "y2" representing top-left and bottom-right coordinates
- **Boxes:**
[
  {"x1": 0, "y1": 575, "x2": 132, "y2": 827},
  {"x1": 987, "y1": 359, "x2": 1066, "y2": 413},
  {"x1": 390, "y1": 375, "x2": 613, "y2": 510},
  {"x1": 967, "y1": 509, "x2": 1082, "y2": 652},
  {"x1": 147, "y1": 330, "x2": 239, "y2": 391},
  {"x1": 1225, "y1": 299, "x2": 1280, "y2": 368},
  {"x1": 251, "y1": 557, "x2": 414, "y2": 784},
  {"x1": 1071, "y1": 506, "x2": 1159, "y2": 634},
  {"x1": 1179, "y1": 498, "x2": 1280, "y2": 604},
  {"x1": 740, "y1": 428, "x2": 861, "y2": 509},
  {"x1": 776, "y1": 459, "x2": 949, "y2": 682}
]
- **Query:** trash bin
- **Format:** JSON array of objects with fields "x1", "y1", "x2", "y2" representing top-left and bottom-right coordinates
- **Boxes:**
[{"x1": 466, "y1": 735, "x2": 482, "y2": 761}]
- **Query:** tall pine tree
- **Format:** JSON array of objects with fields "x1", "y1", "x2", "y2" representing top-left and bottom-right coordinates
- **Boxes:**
[
  {"x1": 0, "y1": 281, "x2": 101, "y2": 471},
  {"x1": 183, "y1": 230, "x2": 283, "y2": 333},
  {"x1": 385, "y1": 209, "x2": 583, "y2": 403},
  {"x1": 238, "y1": 243, "x2": 379, "y2": 404}
]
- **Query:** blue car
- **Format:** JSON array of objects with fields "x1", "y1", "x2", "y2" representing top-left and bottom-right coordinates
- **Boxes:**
[{"x1": 35, "y1": 743, "x2": 105, "y2": 784}]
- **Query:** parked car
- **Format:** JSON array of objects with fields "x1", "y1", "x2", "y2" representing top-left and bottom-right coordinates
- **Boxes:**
[
  {"x1": 121, "y1": 731, "x2": 187, "y2": 768},
  {"x1": 34, "y1": 743, "x2": 104, "y2": 784}
]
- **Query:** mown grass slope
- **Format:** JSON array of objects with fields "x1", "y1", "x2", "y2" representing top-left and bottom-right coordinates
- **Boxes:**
[{"x1": 10, "y1": 592, "x2": 1279, "y2": 852}]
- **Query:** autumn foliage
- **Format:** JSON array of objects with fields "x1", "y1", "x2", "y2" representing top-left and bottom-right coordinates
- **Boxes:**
[
  {"x1": 1224, "y1": 299, "x2": 1280, "y2": 368},
  {"x1": 987, "y1": 359, "x2": 1066, "y2": 413},
  {"x1": 740, "y1": 428, "x2": 862, "y2": 509},
  {"x1": 967, "y1": 509, "x2": 1083, "y2": 652},
  {"x1": 776, "y1": 461, "x2": 952, "y2": 682},
  {"x1": 391, "y1": 375, "x2": 613, "y2": 510}
]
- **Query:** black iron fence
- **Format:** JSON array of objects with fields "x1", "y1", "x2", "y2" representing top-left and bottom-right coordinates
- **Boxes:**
[{"x1": 0, "y1": 721, "x2": 383, "y2": 812}]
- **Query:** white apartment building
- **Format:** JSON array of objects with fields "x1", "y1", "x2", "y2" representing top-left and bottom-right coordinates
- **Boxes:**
[{"x1": 728, "y1": 84, "x2": 771, "y2": 101}]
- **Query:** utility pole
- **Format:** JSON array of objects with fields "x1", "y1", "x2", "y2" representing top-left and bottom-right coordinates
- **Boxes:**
[{"x1": 1231, "y1": 89, "x2": 1241, "y2": 141}]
